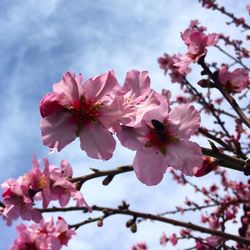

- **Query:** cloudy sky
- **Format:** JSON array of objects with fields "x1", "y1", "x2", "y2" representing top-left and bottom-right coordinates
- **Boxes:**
[{"x1": 0, "y1": 0, "x2": 249, "y2": 249}]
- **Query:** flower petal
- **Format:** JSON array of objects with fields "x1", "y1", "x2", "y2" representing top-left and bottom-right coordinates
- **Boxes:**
[
  {"x1": 83, "y1": 71, "x2": 120, "y2": 101},
  {"x1": 122, "y1": 70, "x2": 150, "y2": 97},
  {"x1": 168, "y1": 104, "x2": 200, "y2": 139},
  {"x1": 117, "y1": 125, "x2": 147, "y2": 151},
  {"x1": 167, "y1": 140, "x2": 203, "y2": 176},
  {"x1": 40, "y1": 113, "x2": 76, "y2": 152},
  {"x1": 79, "y1": 122, "x2": 116, "y2": 160},
  {"x1": 133, "y1": 147, "x2": 167, "y2": 185},
  {"x1": 53, "y1": 72, "x2": 83, "y2": 104}
]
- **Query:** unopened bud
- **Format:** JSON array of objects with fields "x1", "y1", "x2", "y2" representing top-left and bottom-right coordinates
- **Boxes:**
[
  {"x1": 97, "y1": 219, "x2": 103, "y2": 227},
  {"x1": 126, "y1": 219, "x2": 134, "y2": 228},
  {"x1": 130, "y1": 223, "x2": 137, "y2": 233},
  {"x1": 197, "y1": 79, "x2": 214, "y2": 88},
  {"x1": 102, "y1": 175, "x2": 114, "y2": 186}
]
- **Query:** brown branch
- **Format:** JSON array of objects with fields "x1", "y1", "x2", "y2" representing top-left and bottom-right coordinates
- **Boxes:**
[
  {"x1": 71, "y1": 165, "x2": 133, "y2": 189},
  {"x1": 199, "y1": 127, "x2": 247, "y2": 160},
  {"x1": 215, "y1": 45, "x2": 250, "y2": 72},
  {"x1": 199, "y1": 0, "x2": 250, "y2": 30},
  {"x1": 183, "y1": 78, "x2": 232, "y2": 138},
  {"x1": 41, "y1": 205, "x2": 250, "y2": 246},
  {"x1": 70, "y1": 147, "x2": 250, "y2": 191},
  {"x1": 201, "y1": 147, "x2": 249, "y2": 174}
]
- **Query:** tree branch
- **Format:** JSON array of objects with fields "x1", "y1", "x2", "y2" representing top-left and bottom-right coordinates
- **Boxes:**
[{"x1": 41, "y1": 205, "x2": 250, "y2": 246}]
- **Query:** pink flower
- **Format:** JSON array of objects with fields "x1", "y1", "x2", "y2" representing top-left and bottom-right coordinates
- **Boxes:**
[
  {"x1": 158, "y1": 53, "x2": 191, "y2": 82},
  {"x1": 175, "y1": 28, "x2": 217, "y2": 73},
  {"x1": 206, "y1": 236, "x2": 223, "y2": 248},
  {"x1": 218, "y1": 66, "x2": 249, "y2": 93},
  {"x1": 10, "y1": 217, "x2": 75, "y2": 250},
  {"x1": 181, "y1": 28, "x2": 217, "y2": 58},
  {"x1": 1, "y1": 158, "x2": 90, "y2": 225},
  {"x1": 120, "y1": 70, "x2": 168, "y2": 127},
  {"x1": 131, "y1": 242, "x2": 148, "y2": 250},
  {"x1": 195, "y1": 241, "x2": 205, "y2": 250},
  {"x1": 117, "y1": 104, "x2": 203, "y2": 185},
  {"x1": 10, "y1": 224, "x2": 43, "y2": 250},
  {"x1": 180, "y1": 228, "x2": 190, "y2": 236},
  {"x1": 1, "y1": 177, "x2": 42, "y2": 225},
  {"x1": 225, "y1": 209, "x2": 235, "y2": 220},
  {"x1": 189, "y1": 19, "x2": 207, "y2": 32},
  {"x1": 160, "y1": 232, "x2": 168, "y2": 246},
  {"x1": 54, "y1": 216, "x2": 76, "y2": 246},
  {"x1": 40, "y1": 71, "x2": 127, "y2": 160},
  {"x1": 235, "y1": 17, "x2": 245, "y2": 26},
  {"x1": 48, "y1": 160, "x2": 89, "y2": 208},
  {"x1": 194, "y1": 157, "x2": 218, "y2": 177},
  {"x1": 169, "y1": 233, "x2": 178, "y2": 246},
  {"x1": 28, "y1": 157, "x2": 51, "y2": 208}
]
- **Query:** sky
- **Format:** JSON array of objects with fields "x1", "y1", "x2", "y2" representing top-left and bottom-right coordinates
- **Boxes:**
[{"x1": 0, "y1": 0, "x2": 249, "y2": 249}]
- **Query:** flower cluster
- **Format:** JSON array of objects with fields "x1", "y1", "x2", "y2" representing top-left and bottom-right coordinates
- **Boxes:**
[
  {"x1": 40, "y1": 70, "x2": 164, "y2": 160},
  {"x1": 175, "y1": 27, "x2": 217, "y2": 74},
  {"x1": 1, "y1": 158, "x2": 88, "y2": 225},
  {"x1": 10, "y1": 217, "x2": 75, "y2": 250},
  {"x1": 157, "y1": 53, "x2": 191, "y2": 83},
  {"x1": 158, "y1": 169, "x2": 250, "y2": 249},
  {"x1": 218, "y1": 65, "x2": 249, "y2": 93},
  {"x1": 40, "y1": 70, "x2": 203, "y2": 185}
]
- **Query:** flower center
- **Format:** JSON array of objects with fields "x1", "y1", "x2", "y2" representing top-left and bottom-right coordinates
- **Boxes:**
[
  {"x1": 38, "y1": 175, "x2": 47, "y2": 190},
  {"x1": 23, "y1": 242, "x2": 40, "y2": 250},
  {"x1": 145, "y1": 120, "x2": 177, "y2": 155},
  {"x1": 68, "y1": 97, "x2": 102, "y2": 134}
]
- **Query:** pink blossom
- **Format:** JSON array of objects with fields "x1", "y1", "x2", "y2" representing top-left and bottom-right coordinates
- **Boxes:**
[
  {"x1": 169, "y1": 233, "x2": 178, "y2": 246},
  {"x1": 158, "y1": 53, "x2": 191, "y2": 82},
  {"x1": 175, "y1": 28, "x2": 217, "y2": 73},
  {"x1": 10, "y1": 217, "x2": 75, "y2": 250},
  {"x1": 206, "y1": 236, "x2": 223, "y2": 248},
  {"x1": 28, "y1": 157, "x2": 51, "y2": 208},
  {"x1": 48, "y1": 160, "x2": 89, "y2": 208},
  {"x1": 1, "y1": 158, "x2": 89, "y2": 225},
  {"x1": 189, "y1": 19, "x2": 207, "y2": 32},
  {"x1": 54, "y1": 216, "x2": 76, "y2": 246},
  {"x1": 9, "y1": 224, "x2": 43, "y2": 250},
  {"x1": 225, "y1": 209, "x2": 235, "y2": 220},
  {"x1": 1, "y1": 177, "x2": 42, "y2": 225},
  {"x1": 208, "y1": 217, "x2": 220, "y2": 229},
  {"x1": 181, "y1": 28, "x2": 217, "y2": 58},
  {"x1": 194, "y1": 156, "x2": 218, "y2": 177},
  {"x1": 196, "y1": 241, "x2": 205, "y2": 250},
  {"x1": 40, "y1": 71, "x2": 128, "y2": 160},
  {"x1": 180, "y1": 228, "x2": 190, "y2": 236},
  {"x1": 131, "y1": 242, "x2": 148, "y2": 250},
  {"x1": 117, "y1": 104, "x2": 203, "y2": 185},
  {"x1": 120, "y1": 70, "x2": 169, "y2": 127},
  {"x1": 218, "y1": 66, "x2": 249, "y2": 93},
  {"x1": 160, "y1": 232, "x2": 168, "y2": 246},
  {"x1": 201, "y1": 0, "x2": 216, "y2": 9},
  {"x1": 235, "y1": 17, "x2": 245, "y2": 26}
]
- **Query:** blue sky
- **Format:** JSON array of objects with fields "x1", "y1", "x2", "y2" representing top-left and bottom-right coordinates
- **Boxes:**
[{"x1": 0, "y1": 0, "x2": 249, "y2": 249}]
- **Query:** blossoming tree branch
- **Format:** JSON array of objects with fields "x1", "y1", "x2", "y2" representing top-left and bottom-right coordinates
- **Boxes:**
[{"x1": 1, "y1": 0, "x2": 250, "y2": 249}]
